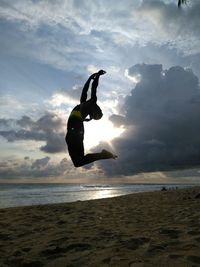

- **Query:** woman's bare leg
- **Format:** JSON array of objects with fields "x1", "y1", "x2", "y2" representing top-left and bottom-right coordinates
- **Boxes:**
[{"x1": 72, "y1": 150, "x2": 117, "y2": 167}]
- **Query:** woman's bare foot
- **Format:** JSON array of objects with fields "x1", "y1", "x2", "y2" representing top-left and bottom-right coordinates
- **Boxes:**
[
  {"x1": 101, "y1": 149, "x2": 117, "y2": 159},
  {"x1": 98, "y1": 70, "x2": 106, "y2": 75}
]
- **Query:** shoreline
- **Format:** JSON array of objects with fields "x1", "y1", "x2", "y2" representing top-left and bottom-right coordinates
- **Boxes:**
[
  {"x1": 0, "y1": 183, "x2": 196, "y2": 210},
  {"x1": 0, "y1": 185, "x2": 197, "y2": 211},
  {"x1": 0, "y1": 186, "x2": 200, "y2": 266}
]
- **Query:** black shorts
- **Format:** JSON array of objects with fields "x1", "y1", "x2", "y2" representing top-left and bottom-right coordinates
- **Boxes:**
[{"x1": 65, "y1": 128, "x2": 84, "y2": 163}]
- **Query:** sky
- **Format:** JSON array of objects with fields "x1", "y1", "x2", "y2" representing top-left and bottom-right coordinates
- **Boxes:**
[{"x1": 0, "y1": 0, "x2": 200, "y2": 184}]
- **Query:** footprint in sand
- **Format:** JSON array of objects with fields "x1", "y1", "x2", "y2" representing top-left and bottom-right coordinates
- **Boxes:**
[
  {"x1": 187, "y1": 255, "x2": 200, "y2": 264},
  {"x1": 147, "y1": 243, "x2": 168, "y2": 253},
  {"x1": 121, "y1": 237, "x2": 150, "y2": 250},
  {"x1": 168, "y1": 254, "x2": 182, "y2": 259},
  {"x1": 56, "y1": 220, "x2": 66, "y2": 225},
  {"x1": 187, "y1": 230, "x2": 200, "y2": 236},
  {"x1": 21, "y1": 260, "x2": 44, "y2": 267},
  {"x1": 159, "y1": 228, "x2": 181, "y2": 239},
  {"x1": 0, "y1": 233, "x2": 11, "y2": 240},
  {"x1": 22, "y1": 247, "x2": 31, "y2": 252},
  {"x1": 41, "y1": 243, "x2": 92, "y2": 258}
]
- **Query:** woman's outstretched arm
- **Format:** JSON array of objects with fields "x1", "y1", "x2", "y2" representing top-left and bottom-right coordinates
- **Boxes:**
[
  {"x1": 90, "y1": 70, "x2": 106, "y2": 102},
  {"x1": 80, "y1": 73, "x2": 96, "y2": 103}
]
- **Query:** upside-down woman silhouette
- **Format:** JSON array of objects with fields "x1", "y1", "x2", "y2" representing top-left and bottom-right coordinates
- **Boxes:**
[{"x1": 65, "y1": 70, "x2": 117, "y2": 167}]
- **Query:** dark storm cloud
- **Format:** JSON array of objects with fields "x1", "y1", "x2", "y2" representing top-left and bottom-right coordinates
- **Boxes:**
[
  {"x1": 101, "y1": 64, "x2": 200, "y2": 176},
  {"x1": 0, "y1": 157, "x2": 72, "y2": 180},
  {"x1": 0, "y1": 130, "x2": 45, "y2": 142},
  {"x1": 0, "y1": 112, "x2": 66, "y2": 153},
  {"x1": 0, "y1": 119, "x2": 9, "y2": 127},
  {"x1": 17, "y1": 116, "x2": 34, "y2": 129},
  {"x1": 31, "y1": 156, "x2": 50, "y2": 170},
  {"x1": 0, "y1": 118, "x2": 16, "y2": 129}
]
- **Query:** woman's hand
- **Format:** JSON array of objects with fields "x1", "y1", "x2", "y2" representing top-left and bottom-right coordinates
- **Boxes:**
[
  {"x1": 98, "y1": 70, "x2": 106, "y2": 75},
  {"x1": 90, "y1": 70, "x2": 106, "y2": 80}
]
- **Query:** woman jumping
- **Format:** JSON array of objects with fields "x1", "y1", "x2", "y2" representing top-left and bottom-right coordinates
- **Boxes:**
[{"x1": 65, "y1": 70, "x2": 117, "y2": 167}]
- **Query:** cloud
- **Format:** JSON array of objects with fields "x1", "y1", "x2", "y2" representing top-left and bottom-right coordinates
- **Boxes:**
[
  {"x1": 3, "y1": 0, "x2": 194, "y2": 76},
  {"x1": 0, "y1": 156, "x2": 72, "y2": 180},
  {"x1": 0, "y1": 112, "x2": 66, "y2": 153},
  {"x1": 0, "y1": 119, "x2": 10, "y2": 128},
  {"x1": 0, "y1": 1, "x2": 139, "y2": 34},
  {"x1": 17, "y1": 116, "x2": 34, "y2": 129},
  {"x1": 47, "y1": 86, "x2": 83, "y2": 108},
  {"x1": 135, "y1": 0, "x2": 200, "y2": 55},
  {"x1": 0, "y1": 95, "x2": 27, "y2": 118},
  {"x1": 1, "y1": 1, "x2": 125, "y2": 73},
  {"x1": 31, "y1": 156, "x2": 50, "y2": 169},
  {"x1": 0, "y1": 155, "x2": 103, "y2": 182},
  {"x1": 1, "y1": 0, "x2": 200, "y2": 94},
  {"x1": 98, "y1": 63, "x2": 200, "y2": 176}
]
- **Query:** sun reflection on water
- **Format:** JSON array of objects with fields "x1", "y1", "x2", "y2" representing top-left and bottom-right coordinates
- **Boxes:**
[{"x1": 90, "y1": 189, "x2": 121, "y2": 200}]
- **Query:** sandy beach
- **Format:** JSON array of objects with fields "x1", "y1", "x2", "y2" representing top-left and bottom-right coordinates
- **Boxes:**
[{"x1": 0, "y1": 187, "x2": 200, "y2": 267}]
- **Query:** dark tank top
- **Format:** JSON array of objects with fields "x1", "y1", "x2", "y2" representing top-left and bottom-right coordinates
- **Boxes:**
[{"x1": 67, "y1": 105, "x2": 84, "y2": 132}]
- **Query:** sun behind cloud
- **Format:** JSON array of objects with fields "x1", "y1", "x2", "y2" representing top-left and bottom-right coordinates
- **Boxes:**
[{"x1": 84, "y1": 117, "x2": 124, "y2": 150}]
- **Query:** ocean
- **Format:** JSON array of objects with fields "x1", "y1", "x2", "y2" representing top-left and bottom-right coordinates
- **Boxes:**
[{"x1": 0, "y1": 183, "x2": 195, "y2": 209}]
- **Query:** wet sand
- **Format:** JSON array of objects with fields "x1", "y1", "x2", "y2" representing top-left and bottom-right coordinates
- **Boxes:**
[{"x1": 0, "y1": 186, "x2": 200, "y2": 267}]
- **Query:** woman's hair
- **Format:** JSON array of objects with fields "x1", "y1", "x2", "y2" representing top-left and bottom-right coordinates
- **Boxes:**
[{"x1": 91, "y1": 104, "x2": 103, "y2": 120}]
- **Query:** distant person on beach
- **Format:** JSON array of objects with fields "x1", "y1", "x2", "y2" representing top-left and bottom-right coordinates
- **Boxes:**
[{"x1": 65, "y1": 70, "x2": 117, "y2": 167}]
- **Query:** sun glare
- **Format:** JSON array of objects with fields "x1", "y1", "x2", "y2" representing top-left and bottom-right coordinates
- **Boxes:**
[
  {"x1": 84, "y1": 118, "x2": 124, "y2": 150},
  {"x1": 124, "y1": 69, "x2": 141, "y2": 84}
]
